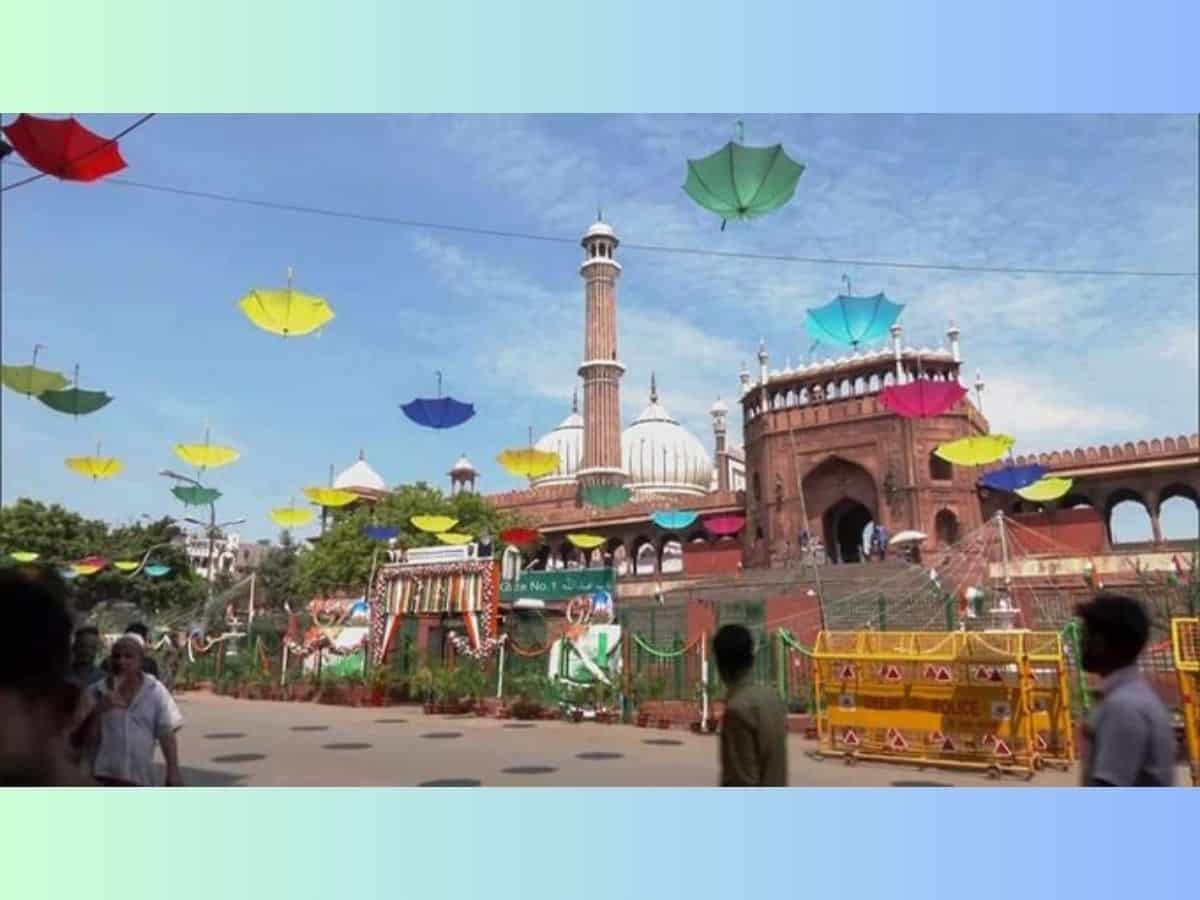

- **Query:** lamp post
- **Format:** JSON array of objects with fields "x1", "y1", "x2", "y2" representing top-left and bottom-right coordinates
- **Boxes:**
[{"x1": 159, "y1": 469, "x2": 244, "y2": 598}]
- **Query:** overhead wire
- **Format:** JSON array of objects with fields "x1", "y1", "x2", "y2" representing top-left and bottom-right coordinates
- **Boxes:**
[{"x1": 0, "y1": 113, "x2": 157, "y2": 192}]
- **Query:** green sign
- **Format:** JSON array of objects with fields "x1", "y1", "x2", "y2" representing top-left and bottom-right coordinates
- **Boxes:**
[{"x1": 500, "y1": 567, "x2": 614, "y2": 600}]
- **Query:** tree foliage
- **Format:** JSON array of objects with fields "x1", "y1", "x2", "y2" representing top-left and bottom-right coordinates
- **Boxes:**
[
  {"x1": 0, "y1": 497, "x2": 206, "y2": 614},
  {"x1": 255, "y1": 530, "x2": 300, "y2": 609},
  {"x1": 292, "y1": 483, "x2": 525, "y2": 600}
]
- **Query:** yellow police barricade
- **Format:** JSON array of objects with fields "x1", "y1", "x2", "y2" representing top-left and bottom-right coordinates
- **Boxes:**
[
  {"x1": 1171, "y1": 617, "x2": 1200, "y2": 787},
  {"x1": 812, "y1": 630, "x2": 1073, "y2": 780}
]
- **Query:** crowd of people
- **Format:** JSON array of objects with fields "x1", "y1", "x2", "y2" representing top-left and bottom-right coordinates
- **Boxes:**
[{"x1": 0, "y1": 562, "x2": 1178, "y2": 787}]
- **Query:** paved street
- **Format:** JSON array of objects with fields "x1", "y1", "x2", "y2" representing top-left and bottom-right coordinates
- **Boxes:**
[{"x1": 164, "y1": 692, "x2": 1093, "y2": 787}]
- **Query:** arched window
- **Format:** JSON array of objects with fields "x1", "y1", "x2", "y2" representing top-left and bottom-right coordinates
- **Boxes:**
[{"x1": 929, "y1": 451, "x2": 953, "y2": 482}]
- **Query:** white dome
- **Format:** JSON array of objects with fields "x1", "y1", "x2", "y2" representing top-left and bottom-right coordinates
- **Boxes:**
[
  {"x1": 449, "y1": 454, "x2": 477, "y2": 475},
  {"x1": 334, "y1": 453, "x2": 386, "y2": 493},
  {"x1": 710, "y1": 397, "x2": 728, "y2": 415},
  {"x1": 529, "y1": 399, "x2": 584, "y2": 488},
  {"x1": 583, "y1": 220, "x2": 616, "y2": 241},
  {"x1": 621, "y1": 381, "x2": 713, "y2": 496}
]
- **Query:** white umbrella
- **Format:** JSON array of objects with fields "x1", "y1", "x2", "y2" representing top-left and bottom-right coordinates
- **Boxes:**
[{"x1": 889, "y1": 530, "x2": 927, "y2": 546}]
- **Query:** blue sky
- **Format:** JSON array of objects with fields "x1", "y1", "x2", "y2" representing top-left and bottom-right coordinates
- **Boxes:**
[{"x1": 2, "y1": 115, "x2": 1197, "y2": 542}]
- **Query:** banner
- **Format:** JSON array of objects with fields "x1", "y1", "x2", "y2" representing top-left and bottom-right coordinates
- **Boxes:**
[{"x1": 500, "y1": 566, "x2": 614, "y2": 600}]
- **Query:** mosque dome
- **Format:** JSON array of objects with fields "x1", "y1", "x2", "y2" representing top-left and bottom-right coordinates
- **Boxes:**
[
  {"x1": 529, "y1": 392, "x2": 585, "y2": 488},
  {"x1": 621, "y1": 375, "x2": 713, "y2": 497},
  {"x1": 449, "y1": 454, "x2": 477, "y2": 477},
  {"x1": 333, "y1": 451, "x2": 387, "y2": 494}
]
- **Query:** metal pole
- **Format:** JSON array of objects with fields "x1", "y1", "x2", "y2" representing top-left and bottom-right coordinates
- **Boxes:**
[
  {"x1": 787, "y1": 422, "x2": 827, "y2": 629},
  {"x1": 247, "y1": 573, "x2": 256, "y2": 635}
]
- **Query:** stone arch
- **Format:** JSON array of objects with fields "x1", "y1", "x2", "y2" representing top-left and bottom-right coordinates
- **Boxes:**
[
  {"x1": 632, "y1": 536, "x2": 657, "y2": 576},
  {"x1": 804, "y1": 456, "x2": 879, "y2": 564},
  {"x1": 1105, "y1": 488, "x2": 1153, "y2": 545},
  {"x1": 934, "y1": 509, "x2": 960, "y2": 548},
  {"x1": 610, "y1": 542, "x2": 630, "y2": 576},
  {"x1": 658, "y1": 534, "x2": 684, "y2": 574},
  {"x1": 929, "y1": 450, "x2": 953, "y2": 482},
  {"x1": 1158, "y1": 483, "x2": 1200, "y2": 541}
]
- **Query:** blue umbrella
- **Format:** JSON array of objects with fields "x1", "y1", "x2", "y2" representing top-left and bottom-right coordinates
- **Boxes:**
[
  {"x1": 401, "y1": 371, "x2": 475, "y2": 430},
  {"x1": 806, "y1": 277, "x2": 905, "y2": 348},
  {"x1": 144, "y1": 564, "x2": 171, "y2": 578},
  {"x1": 979, "y1": 463, "x2": 1047, "y2": 494},
  {"x1": 652, "y1": 510, "x2": 698, "y2": 530},
  {"x1": 364, "y1": 524, "x2": 400, "y2": 541}
]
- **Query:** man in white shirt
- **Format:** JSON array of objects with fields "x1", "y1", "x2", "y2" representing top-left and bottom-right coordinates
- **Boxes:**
[{"x1": 86, "y1": 634, "x2": 184, "y2": 786}]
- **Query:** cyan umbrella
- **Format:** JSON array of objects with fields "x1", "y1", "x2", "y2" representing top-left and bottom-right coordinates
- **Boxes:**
[{"x1": 806, "y1": 277, "x2": 905, "y2": 349}]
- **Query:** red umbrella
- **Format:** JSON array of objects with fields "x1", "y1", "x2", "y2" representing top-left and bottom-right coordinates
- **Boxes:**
[
  {"x1": 2, "y1": 114, "x2": 127, "y2": 182},
  {"x1": 500, "y1": 526, "x2": 540, "y2": 545},
  {"x1": 880, "y1": 379, "x2": 967, "y2": 419}
]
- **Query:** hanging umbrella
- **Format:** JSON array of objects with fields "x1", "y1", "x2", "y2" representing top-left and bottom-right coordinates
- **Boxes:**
[
  {"x1": 567, "y1": 533, "x2": 606, "y2": 550},
  {"x1": 363, "y1": 524, "x2": 400, "y2": 541},
  {"x1": 401, "y1": 371, "x2": 475, "y2": 429},
  {"x1": 979, "y1": 463, "x2": 1047, "y2": 494},
  {"x1": 303, "y1": 486, "x2": 357, "y2": 507},
  {"x1": 1, "y1": 344, "x2": 69, "y2": 397},
  {"x1": 171, "y1": 484, "x2": 223, "y2": 507},
  {"x1": 806, "y1": 279, "x2": 905, "y2": 348},
  {"x1": 73, "y1": 557, "x2": 107, "y2": 576},
  {"x1": 1016, "y1": 476, "x2": 1074, "y2": 503},
  {"x1": 36, "y1": 365, "x2": 113, "y2": 417},
  {"x1": 270, "y1": 504, "x2": 314, "y2": 528},
  {"x1": 59, "y1": 568, "x2": 79, "y2": 581},
  {"x1": 144, "y1": 564, "x2": 171, "y2": 578},
  {"x1": 497, "y1": 447, "x2": 559, "y2": 479},
  {"x1": 888, "y1": 530, "x2": 927, "y2": 546},
  {"x1": 683, "y1": 121, "x2": 805, "y2": 230},
  {"x1": 880, "y1": 380, "x2": 967, "y2": 418},
  {"x1": 703, "y1": 514, "x2": 746, "y2": 536},
  {"x1": 174, "y1": 428, "x2": 240, "y2": 470},
  {"x1": 411, "y1": 515, "x2": 457, "y2": 534},
  {"x1": 652, "y1": 510, "x2": 698, "y2": 530},
  {"x1": 582, "y1": 484, "x2": 631, "y2": 508},
  {"x1": 238, "y1": 268, "x2": 335, "y2": 337},
  {"x1": 499, "y1": 526, "x2": 540, "y2": 545},
  {"x1": 112, "y1": 560, "x2": 140, "y2": 573},
  {"x1": 2, "y1": 114, "x2": 127, "y2": 182},
  {"x1": 436, "y1": 532, "x2": 474, "y2": 545},
  {"x1": 65, "y1": 445, "x2": 123, "y2": 480},
  {"x1": 9, "y1": 551, "x2": 40, "y2": 563},
  {"x1": 934, "y1": 434, "x2": 1015, "y2": 467}
]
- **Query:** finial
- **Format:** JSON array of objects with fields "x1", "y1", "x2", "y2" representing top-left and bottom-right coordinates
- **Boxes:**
[
  {"x1": 841, "y1": 274, "x2": 852, "y2": 296},
  {"x1": 649, "y1": 371, "x2": 658, "y2": 404},
  {"x1": 947, "y1": 319, "x2": 960, "y2": 336},
  {"x1": 597, "y1": 205, "x2": 603, "y2": 222},
  {"x1": 358, "y1": 448, "x2": 365, "y2": 461},
  {"x1": 572, "y1": 388, "x2": 578, "y2": 413}
]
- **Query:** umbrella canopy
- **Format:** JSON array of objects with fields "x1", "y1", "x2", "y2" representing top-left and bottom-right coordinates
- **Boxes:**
[
  {"x1": 144, "y1": 564, "x2": 171, "y2": 578},
  {"x1": 65, "y1": 453, "x2": 123, "y2": 480},
  {"x1": 888, "y1": 530, "x2": 927, "y2": 546},
  {"x1": 1016, "y1": 476, "x2": 1074, "y2": 503},
  {"x1": 499, "y1": 526, "x2": 540, "y2": 545},
  {"x1": 497, "y1": 447, "x2": 559, "y2": 479},
  {"x1": 582, "y1": 484, "x2": 631, "y2": 508},
  {"x1": 2, "y1": 114, "x2": 127, "y2": 182},
  {"x1": 400, "y1": 371, "x2": 475, "y2": 429},
  {"x1": 567, "y1": 533, "x2": 606, "y2": 550},
  {"x1": 652, "y1": 510, "x2": 698, "y2": 530},
  {"x1": 1, "y1": 345, "x2": 69, "y2": 397},
  {"x1": 880, "y1": 380, "x2": 967, "y2": 419},
  {"x1": 270, "y1": 505, "x2": 314, "y2": 528},
  {"x1": 174, "y1": 435, "x2": 240, "y2": 470},
  {"x1": 436, "y1": 532, "x2": 473, "y2": 545},
  {"x1": 303, "y1": 486, "x2": 357, "y2": 507},
  {"x1": 238, "y1": 269, "x2": 334, "y2": 337},
  {"x1": 36, "y1": 365, "x2": 113, "y2": 417},
  {"x1": 806, "y1": 286, "x2": 905, "y2": 348},
  {"x1": 683, "y1": 123, "x2": 805, "y2": 229},
  {"x1": 9, "y1": 551, "x2": 39, "y2": 563},
  {"x1": 59, "y1": 568, "x2": 79, "y2": 581},
  {"x1": 171, "y1": 484, "x2": 223, "y2": 507},
  {"x1": 73, "y1": 556, "x2": 107, "y2": 576},
  {"x1": 363, "y1": 524, "x2": 400, "y2": 541},
  {"x1": 934, "y1": 434, "x2": 1015, "y2": 467},
  {"x1": 979, "y1": 463, "x2": 1047, "y2": 494},
  {"x1": 703, "y1": 514, "x2": 746, "y2": 536},
  {"x1": 411, "y1": 515, "x2": 457, "y2": 534},
  {"x1": 112, "y1": 560, "x2": 140, "y2": 572}
]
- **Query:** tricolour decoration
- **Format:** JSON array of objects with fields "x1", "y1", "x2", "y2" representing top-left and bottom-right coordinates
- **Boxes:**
[
  {"x1": 879, "y1": 379, "x2": 967, "y2": 419},
  {"x1": 411, "y1": 515, "x2": 457, "y2": 534},
  {"x1": 302, "y1": 486, "x2": 358, "y2": 507},
  {"x1": 238, "y1": 268, "x2": 334, "y2": 337},
  {"x1": 934, "y1": 434, "x2": 1015, "y2": 467},
  {"x1": 806, "y1": 280, "x2": 905, "y2": 349},
  {"x1": 2, "y1": 114, "x2": 128, "y2": 182},
  {"x1": 1016, "y1": 476, "x2": 1074, "y2": 502},
  {"x1": 566, "y1": 533, "x2": 606, "y2": 550},
  {"x1": 400, "y1": 371, "x2": 475, "y2": 430},
  {"x1": 682, "y1": 121, "x2": 805, "y2": 230},
  {"x1": 703, "y1": 513, "x2": 746, "y2": 536},
  {"x1": 652, "y1": 509, "x2": 698, "y2": 530}
]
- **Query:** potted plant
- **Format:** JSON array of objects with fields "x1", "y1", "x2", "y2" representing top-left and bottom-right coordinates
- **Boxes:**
[
  {"x1": 387, "y1": 673, "x2": 411, "y2": 705},
  {"x1": 369, "y1": 665, "x2": 393, "y2": 707},
  {"x1": 453, "y1": 661, "x2": 488, "y2": 714},
  {"x1": 509, "y1": 672, "x2": 543, "y2": 721},
  {"x1": 594, "y1": 682, "x2": 618, "y2": 724},
  {"x1": 411, "y1": 665, "x2": 437, "y2": 713}
]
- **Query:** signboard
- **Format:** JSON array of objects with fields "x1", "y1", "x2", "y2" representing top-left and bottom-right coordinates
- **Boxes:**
[
  {"x1": 548, "y1": 625, "x2": 622, "y2": 684},
  {"x1": 500, "y1": 566, "x2": 614, "y2": 601}
]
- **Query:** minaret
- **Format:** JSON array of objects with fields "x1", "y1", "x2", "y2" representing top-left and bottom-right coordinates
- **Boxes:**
[
  {"x1": 577, "y1": 218, "x2": 626, "y2": 488},
  {"x1": 711, "y1": 397, "x2": 730, "y2": 492}
]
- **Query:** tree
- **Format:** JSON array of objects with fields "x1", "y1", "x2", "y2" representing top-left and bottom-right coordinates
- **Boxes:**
[
  {"x1": 292, "y1": 483, "x2": 526, "y2": 600},
  {"x1": 255, "y1": 529, "x2": 300, "y2": 609}
]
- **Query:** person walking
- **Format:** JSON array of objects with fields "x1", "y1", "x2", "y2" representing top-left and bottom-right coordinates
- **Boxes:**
[
  {"x1": 712, "y1": 624, "x2": 788, "y2": 786},
  {"x1": 69, "y1": 625, "x2": 106, "y2": 688},
  {"x1": 1076, "y1": 593, "x2": 1176, "y2": 786}
]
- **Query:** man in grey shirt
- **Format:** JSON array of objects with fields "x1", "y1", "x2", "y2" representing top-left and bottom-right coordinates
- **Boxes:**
[
  {"x1": 713, "y1": 624, "x2": 788, "y2": 786},
  {"x1": 1076, "y1": 593, "x2": 1175, "y2": 787}
]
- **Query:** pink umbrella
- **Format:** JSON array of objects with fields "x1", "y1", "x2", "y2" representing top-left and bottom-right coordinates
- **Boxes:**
[
  {"x1": 703, "y1": 514, "x2": 746, "y2": 536},
  {"x1": 880, "y1": 380, "x2": 967, "y2": 419}
]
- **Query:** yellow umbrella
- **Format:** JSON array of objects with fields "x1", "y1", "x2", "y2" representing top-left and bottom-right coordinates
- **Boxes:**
[
  {"x1": 66, "y1": 443, "x2": 124, "y2": 481},
  {"x1": 933, "y1": 434, "x2": 1015, "y2": 467},
  {"x1": 567, "y1": 533, "x2": 606, "y2": 550},
  {"x1": 10, "y1": 551, "x2": 39, "y2": 562},
  {"x1": 174, "y1": 441, "x2": 239, "y2": 469},
  {"x1": 113, "y1": 560, "x2": 141, "y2": 572},
  {"x1": 497, "y1": 447, "x2": 559, "y2": 479},
  {"x1": 238, "y1": 268, "x2": 335, "y2": 337},
  {"x1": 436, "y1": 532, "x2": 474, "y2": 545},
  {"x1": 303, "y1": 486, "x2": 358, "y2": 507},
  {"x1": 270, "y1": 504, "x2": 314, "y2": 527},
  {"x1": 1016, "y1": 476, "x2": 1074, "y2": 502},
  {"x1": 411, "y1": 515, "x2": 457, "y2": 534}
]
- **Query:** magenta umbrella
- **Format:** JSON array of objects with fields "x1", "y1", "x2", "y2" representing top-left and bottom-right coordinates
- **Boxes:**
[
  {"x1": 703, "y1": 514, "x2": 746, "y2": 536},
  {"x1": 880, "y1": 379, "x2": 967, "y2": 419}
]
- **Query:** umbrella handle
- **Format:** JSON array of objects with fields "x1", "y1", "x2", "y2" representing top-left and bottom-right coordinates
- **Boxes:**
[{"x1": 435, "y1": 370, "x2": 443, "y2": 397}]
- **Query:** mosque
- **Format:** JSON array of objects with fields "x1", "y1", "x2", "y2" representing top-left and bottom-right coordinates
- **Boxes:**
[{"x1": 329, "y1": 218, "x2": 1199, "y2": 592}]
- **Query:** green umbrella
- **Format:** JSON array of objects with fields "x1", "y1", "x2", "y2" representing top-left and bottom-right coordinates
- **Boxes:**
[
  {"x1": 171, "y1": 484, "x2": 223, "y2": 507},
  {"x1": 37, "y1": 365, "x2": 113, "y2": 417},
  {"x1": 1, "y1": 344, "x2": 69, "y2": 397},
  {"x1": 582, "y1": 484, "x2": 632, "y2": 508},
  {"x1": 683, "y1": 121, "x2": 805, "y2": 230}
]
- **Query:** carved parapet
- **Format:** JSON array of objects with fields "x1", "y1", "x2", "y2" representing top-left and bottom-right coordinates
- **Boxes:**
[{"x1": 997, "y1": 432, "x2": 1200, "y2": 470}]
